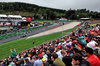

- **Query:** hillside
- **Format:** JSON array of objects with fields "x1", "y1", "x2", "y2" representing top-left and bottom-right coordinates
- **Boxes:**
[
  {"x1": 0, "y1": 2, "x2": 100, "y2": 20},
  {"x1": 0, "y1": 2, "x2": 66, "y2": 20}
]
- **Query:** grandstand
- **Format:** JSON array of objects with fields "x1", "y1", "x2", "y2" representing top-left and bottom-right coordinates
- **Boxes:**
[
  {"x1": 0, "y1": 14, "x2": 23, "y2": 22},
  {"x1": 0, "y1": 21, "x2": 100, "y2": 66}
]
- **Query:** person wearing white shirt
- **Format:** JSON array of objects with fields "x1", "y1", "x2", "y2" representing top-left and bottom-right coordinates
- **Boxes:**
[
  {"x1": 54, "y1": 46, "x2": 63, "y2": 60},
  {"x1": 87, "y1": 40, "x2": 98, "y2": 50},
  {"x1": 41, "y1": 51, "x2": 48, "y2": 61}
]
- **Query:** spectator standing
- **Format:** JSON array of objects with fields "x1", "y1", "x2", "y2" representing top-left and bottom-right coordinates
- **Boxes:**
[{"x1": 10, "y1": 48, "x2": 16, "y2": 60}]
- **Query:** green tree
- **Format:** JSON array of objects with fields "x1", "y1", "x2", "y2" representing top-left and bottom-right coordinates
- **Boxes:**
[
  {"x1": 66, "y1": 9, "x2": 75, "y2": 20},
  {"x1": 50, "y1": 11, "x2": 56, "y2": 20},
  {"x1": 46, "y1": 9, "x2": 51, "y2": 20}
]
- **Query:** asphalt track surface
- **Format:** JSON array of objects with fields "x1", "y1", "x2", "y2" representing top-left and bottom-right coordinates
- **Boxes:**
[
  {"x1": 27, "y1": 22, "x2": 80, "y2": 39},
  {"x1": 0, "y1": 22, "x2": 69, "y2": 45}
]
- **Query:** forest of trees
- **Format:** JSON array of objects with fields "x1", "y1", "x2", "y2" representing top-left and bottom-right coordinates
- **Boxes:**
[{"x1": 0, "y1": 2, "x2": 100, "y2": 20}]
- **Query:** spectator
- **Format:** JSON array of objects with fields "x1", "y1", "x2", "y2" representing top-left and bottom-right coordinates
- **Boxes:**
[
  {"x1": 30, "y1": 56, "x2": 36, "y2": 65},
  {"x1": 85, "y1": 47, "x2": 100, "y2": 66},
  {"x1": 20, "y1": 60, "x2": 24, "y2": 66},
  {"x1": 39, "y1": 53, "x2": 49, "y2": 66},
  {"x1": 9, "y1": 58, "x2": 16, "y2": 66},
  {"x1": 24, "y1": 58, "x2": 33, "y2": 66},
  {"x1": 87, "y1": 39, "x2": 98, "y2": 50},
  {"x1": 54, "y1": 46, "x2": 63, "y2": 60},
  {"x1": 34, "y1": 56, "x2": 43, "y2": 66},
  {"x1": 72, "y1": 53, "x2": 90, "y2": 66},
  {"x1": 51, "y1": 53, "x2": 65, "y2": 66},
  {"x1": 46, "y1": 50, "x2": 51, "y2": 60},
  {"x1": 61, "y1": 50, "x2": 72, "y2": 66},
  {"x1": 66, "y1": 44, "x2": 73, "y2": 56},
  {"x1": 10, "y1": 48, "x2": 16, "y2": 60},
  {"x1": 41, "y1": 51, "x2": 48, "y2": 61},
  {"x1": 0, "y1": 62, "x2": 4, "y2": 66},
  {"x1": 78, "y1": 36, "x2": 87, "y2": 47},
  {"x1": 49, "y1": 45, "x2": 54, "y2": 53},
  {"x1": 85, "y1": 35, "x2": 90, "y2": 43}
]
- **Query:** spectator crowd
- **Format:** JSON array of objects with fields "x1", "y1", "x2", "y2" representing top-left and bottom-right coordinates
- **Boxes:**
[{"x1": 0, "y1": 23, "x2": 100, "y2": 66}]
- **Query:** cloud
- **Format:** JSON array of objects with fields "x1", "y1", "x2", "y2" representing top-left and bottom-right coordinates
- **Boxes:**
[{"x1": 1, "y1": 0, "x2": 100, "y2": 12}]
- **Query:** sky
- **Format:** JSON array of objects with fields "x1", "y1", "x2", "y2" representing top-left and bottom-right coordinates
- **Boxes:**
[{"x1": 0, "y1": 0, "x2": 100, "y2": 12}]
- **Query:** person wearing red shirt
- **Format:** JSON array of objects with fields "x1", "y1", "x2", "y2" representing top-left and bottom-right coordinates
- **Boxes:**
[
  {"x1": 85, "y1": 47, "x2": 100, "y2": 66},
  {"x1": 85, "y1": 35, "x2": 90, "y2": 43},
  {"x1": 97, "y1": 29, "x2": 100, "y2": 34}
]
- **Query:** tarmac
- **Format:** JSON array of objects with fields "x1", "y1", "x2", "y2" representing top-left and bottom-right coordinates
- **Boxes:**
[{"x1": 27, "y1": 22, "x2": 80, "y2": 39}]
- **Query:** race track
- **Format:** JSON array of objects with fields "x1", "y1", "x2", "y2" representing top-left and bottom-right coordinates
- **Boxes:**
[
  {"x1": 0, "y1": 22, "x2": 80, "y2": 44},
  {"x1": 27, "y1": 22, "x2": 80, "y2": 39}
]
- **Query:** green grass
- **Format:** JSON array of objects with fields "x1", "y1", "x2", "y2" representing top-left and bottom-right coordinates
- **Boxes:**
[
  {"x1": 0, "y1": 28, "x2": 76, "y2": 59},
  {"x1": 32, "y1": 20, "x2": 72, "y2": 23},
  {"x1": 32, "y1": 20, "x2": 54, "y2": 22}
]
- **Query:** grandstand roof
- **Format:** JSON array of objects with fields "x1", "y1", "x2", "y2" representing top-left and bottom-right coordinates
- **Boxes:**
[
  {"x1": 0, "y1": 14, "x2": 7, "y2": 17},
  {"x1": 80, "y1": 18, "x2": 90, "y2": 20},
  {"x1": 8, "y1": 15, "x2": 22, "y2": 18}
]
